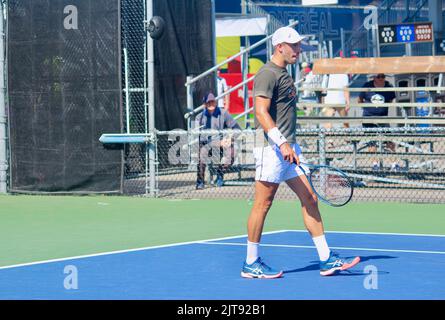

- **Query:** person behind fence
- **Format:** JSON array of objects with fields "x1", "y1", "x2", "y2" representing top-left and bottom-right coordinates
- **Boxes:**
[
  {"x1": 195, "y1": 92, "x2": 241, "y2": 189},
  {"x1": 242, "y1": 26, "x2": 360, "y2": 279},
  {"x1": 358, "y1": 73, "x2": 399, "y2": 170},
  {"x1": 299, "y1": 62, "x2": 318, "y2": 116},
  {"x1": 321, "y1": 65, "x2": 350, "y2": 130}
]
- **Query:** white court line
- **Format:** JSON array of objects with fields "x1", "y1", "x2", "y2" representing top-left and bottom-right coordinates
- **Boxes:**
[
  {"x1": 285, "y1": 229, "x2": 445, "y2": 238},
  {"x1": 199, "y1": 242, "x2": 445, "y2": 255},
  {"x1": 1, "y1": 229, "x2": 443, "y2": 271},
  {"x1": 0, "y1": 230, "x2": 287, "y2": 271}
]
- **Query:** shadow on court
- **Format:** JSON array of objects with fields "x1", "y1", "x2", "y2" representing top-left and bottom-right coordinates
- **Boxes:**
[{"x1": 283, "y1": 255, "x2": 396, "y2": 275}]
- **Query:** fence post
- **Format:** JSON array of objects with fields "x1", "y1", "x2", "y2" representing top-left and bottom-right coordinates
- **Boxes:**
[
  {"x1": 340, "y1": 28, "x2": 345, "y2": 57},
  {"x1": 240, "y1": 46, "x2": 250, "y2": 128},
  {"x1": 186, "y1": 76, "x2": 194, "y2": 116},
  {"x1": 144, "y1": 135, "x2": 158, "y2": 197},
  {"x1": 146, "y1": 0, "x2": 157, "y2": 197},
  {"x1": 0, "y1": 2, "x2": 7, "y2": 194},
  {"x1": 186, "y1": 76, "x2": 194, "y2": 170},
  {"x1": 319, "y1": 130, "x2": 326, "y2": 166}
]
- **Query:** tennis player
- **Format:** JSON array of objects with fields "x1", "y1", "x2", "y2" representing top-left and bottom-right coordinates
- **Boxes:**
[{"x1": 241, "y1": 27, "x2": 360, "y2": 278}]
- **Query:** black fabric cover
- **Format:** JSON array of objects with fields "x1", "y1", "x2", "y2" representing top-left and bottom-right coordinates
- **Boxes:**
[{"x1": 8, "y1": 0, "x2": 123, "y2": 193}]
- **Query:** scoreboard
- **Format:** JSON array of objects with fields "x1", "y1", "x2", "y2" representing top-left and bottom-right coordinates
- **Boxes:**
[{"x1": 379, "y1": 22, "x2": 433, "y2": 45}]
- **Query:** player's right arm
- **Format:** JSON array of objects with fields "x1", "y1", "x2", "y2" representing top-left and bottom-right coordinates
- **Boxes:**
[{"x1": 255, "y1": 96, "x2": 299, "y2": 165}]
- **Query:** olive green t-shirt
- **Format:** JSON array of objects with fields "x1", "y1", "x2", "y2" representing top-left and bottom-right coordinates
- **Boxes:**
[{"x1": 254, "y1": 61, "x2": 297, "y2": 146}]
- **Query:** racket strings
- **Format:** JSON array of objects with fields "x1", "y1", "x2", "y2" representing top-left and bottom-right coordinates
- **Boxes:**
[{"x1": 310, "y1": 169, "x2": 353, "y2": 206}]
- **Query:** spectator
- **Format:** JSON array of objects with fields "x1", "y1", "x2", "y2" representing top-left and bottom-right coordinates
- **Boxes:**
[
  {"x1": 299, "y1": 63, "x2": 318, "y2": 116},
  {"x1": 217, "y1": 70, "x2": 230, "y2": 111},
  {"x1": 358, "y1": 73, "x2": 398, "y2": 170},
  {"x1": 321, "y1": 70, "x2": 350, "y2": 129},
  {"x1": 195, "y1": 93, "x2": 241, "y2": 189}
]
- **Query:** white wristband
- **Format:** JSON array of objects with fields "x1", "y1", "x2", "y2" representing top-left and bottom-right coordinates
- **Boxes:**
[{"x1": 267, "y1": 127, "x2": 287, "y2": 146}]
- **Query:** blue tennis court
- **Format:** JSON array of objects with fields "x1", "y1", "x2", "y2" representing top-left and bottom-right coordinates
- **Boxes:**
[{"x1": 0, "y1": 230, "x2": 444, "y2": 300}]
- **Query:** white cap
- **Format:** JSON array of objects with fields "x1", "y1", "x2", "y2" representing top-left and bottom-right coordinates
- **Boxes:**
[{"x1": 272, "y1": 27, "x2": 305, "y2": 46}]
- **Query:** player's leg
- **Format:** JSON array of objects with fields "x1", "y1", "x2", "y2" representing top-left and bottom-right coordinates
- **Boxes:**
[
  {"x1": 242, "y1": 180, "x2": 283, "y2": 279},
  {"x1": 242, "y1": 144, "x2": 284, "y2": 279},
  {"x1": 247, "y1": 180, "x2": 279, "y2": 243},
  {"x1": 285, "y1": 175, "x2": 324, "y2": 238},
  {"x1": 285, "y1": 162, "x2": 360, "y2": 276}
]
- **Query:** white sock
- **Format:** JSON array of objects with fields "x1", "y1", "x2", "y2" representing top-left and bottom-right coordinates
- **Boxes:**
[
  {"x1": 312, "y1": 235, "x2": 331, "y2": 261},
  {"x1": 246, "y1": 241, "x2": 259, "y2": 264}
]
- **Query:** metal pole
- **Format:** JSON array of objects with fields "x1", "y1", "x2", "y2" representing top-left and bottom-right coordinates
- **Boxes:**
[
  {"x1": 340, "y1": 28, "x2": 345, "y2": 57},
  {"x1": 405, "y1": 0, "x2": 410, "y2": 21},
  {"x1": 211, "y1": 0, "x2": 217, "y2": 89},
  {"x1": 429, "y1": 0, "x2": 442, "y2": 56},
  {"x1": 0, "y1": 2, "x2": 7, "y2": 193},
  {"x1": 241, "y1": 45, "x2": 249, "y2": 128},
  {"x1": 143, "y1": 0, "x2": 148, "y2": 195},
  {"x1": 186, "y1": 75, "x2": 193, "y2": 114},
  {"x1": 406, "y1": 43, "x2": 412, "y2": 56},
  {"x1": 372, "y1": 24, "x2": 379, "y2": 57},
  {"x1": 266, "y1": 14, "x2": 272, "y2": 60},
  {"x1": 328, "y1": 40, "x2": 333, "y2": 58},
  {"x1": 241, "y1": 0, "x2": 247, "y2": 14},
  {"x1": 146, "y1": 0, "x2": 156, "y2": 197},
  {"x1": 319, "y1": 131, "x2": 326, "y2": 166},
  {"x1": 367, "y1": 29, "x2": 372, "y2": 57},
  {"x1": 186, "y1": 76, "x2": 194, "y2": 170},
  {"x1": 124, "y1": 47, "x2": 130, "y2": 134},
  {"x1": 243, "y1": 3, "x2": 249, "y2": 128},
  {"x1": 437, "y1": 73, "x2": 444, "y2": 94}
]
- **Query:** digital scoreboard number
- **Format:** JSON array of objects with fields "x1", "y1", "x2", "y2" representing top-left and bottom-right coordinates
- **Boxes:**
[
  {"x1": 379, "y1": 25, "x2": 396, "y2": 44},
  {"x1": 396, "y1": 25, "x2": 415, "y2": 43},
  {"x1": 414, "y1": 24, "x2": 433, "y2": 42}
]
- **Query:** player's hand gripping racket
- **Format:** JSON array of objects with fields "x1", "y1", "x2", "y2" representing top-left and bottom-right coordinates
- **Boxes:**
[{"x1": 294, "y1": 160, "x2": 354, "y2": 207}]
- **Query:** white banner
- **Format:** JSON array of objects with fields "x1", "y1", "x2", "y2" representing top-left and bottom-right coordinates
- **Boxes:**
[
  {"x1": 302, "y1": 0, "x2": 338, "y2": 5},
  {"x1": 216, "y1": 17, "x2": 268, "y2": 37}
]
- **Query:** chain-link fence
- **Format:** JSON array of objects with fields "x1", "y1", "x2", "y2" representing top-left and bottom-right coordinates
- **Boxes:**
[
  {"x1": 118, "y1": 126, "x2": 445, "y2": 203},
  {"x1": 116, "y1": 1, "x2": 445, "y2": 203},
  {"x1": 121, "y1": 0, "x2": 149, "y2": 194}
]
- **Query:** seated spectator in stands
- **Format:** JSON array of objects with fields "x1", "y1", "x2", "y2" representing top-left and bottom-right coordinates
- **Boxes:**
[
  {"x1": 358, "y1": 73, "x2": 398, "y2": 170},
  {"x1": 195, "y1": 93, "x2": 241, "y2": 189}
]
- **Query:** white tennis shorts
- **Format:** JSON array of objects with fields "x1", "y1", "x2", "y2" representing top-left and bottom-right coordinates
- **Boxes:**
[{"x1": 253, "y1": 143, "x2": 309, "y2": 184}]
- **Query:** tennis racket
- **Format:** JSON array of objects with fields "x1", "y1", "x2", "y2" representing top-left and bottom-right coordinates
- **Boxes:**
[{"x1": 295, "y1": 161, "x2": 354, "y2": 207}]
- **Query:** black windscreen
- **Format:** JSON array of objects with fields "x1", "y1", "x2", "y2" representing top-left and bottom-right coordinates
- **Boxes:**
[{"x1": 8, "y1": 0, "x2": 123, "y2": 193}]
